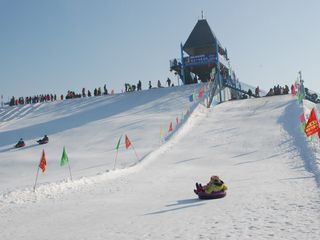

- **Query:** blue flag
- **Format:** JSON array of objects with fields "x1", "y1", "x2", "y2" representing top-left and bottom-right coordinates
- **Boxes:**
[{"x1": 189, "y1": 94, "x2": 193, "y2": 102}]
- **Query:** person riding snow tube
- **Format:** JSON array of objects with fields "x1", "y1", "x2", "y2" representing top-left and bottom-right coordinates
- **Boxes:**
[
  {"x1": 194, "y1": 176, "x2": 228, "y2": 199},
  {"x1": 37, "y1": 135, "x2": 49, "y2": 144},
  {"x1": 15, "y1": 138, "x2": 25, "y2": 148}
]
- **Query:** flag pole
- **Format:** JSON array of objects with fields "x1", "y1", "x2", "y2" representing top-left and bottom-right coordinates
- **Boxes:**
[
  {"x1": 131, "y1": 143, "x2": 140, "y2": 162},
  {"x1": 67, "y1": 161, "x2": 73, "y2": 181},
  {"x1": 160, "y1": 125, "x2": 164, "y2": 145},
  {"x1": 33, "y1": 166, "x2": 40, "y2": 192},
  {"x1": 114, "y1": 135, "x2": 122, "y2": 169},
  {"x1": 113, "y1": 149, "x2": 119, "y2": 170}
]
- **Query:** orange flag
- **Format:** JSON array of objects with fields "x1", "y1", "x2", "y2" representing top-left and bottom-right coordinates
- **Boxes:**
[
  {"x1": 305, "y1": 108, "x2": 319, "y2": 137},
  {"x1": 39, "y1": 150, "x2": 47, "y2": 173},
  {"x1": 168, "y1": 122, "x2": 173, "y2": 132},
  {"x1": 125, "y1": 135, "x2": 132, "y2": 149}
]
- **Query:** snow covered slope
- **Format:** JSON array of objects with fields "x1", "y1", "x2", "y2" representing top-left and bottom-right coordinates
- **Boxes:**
[
  {"x1": 1, "y1": 87, "x2": 320, "y2": 240},
  {"x1": 0, "y1": 85, "x2": 203, "y2": 193}
]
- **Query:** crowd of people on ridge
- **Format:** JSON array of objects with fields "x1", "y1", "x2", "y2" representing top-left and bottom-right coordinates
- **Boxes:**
[
  {"x1": 124, "y1": 78, "x2": 174, "y2": 92},
  {"x1": 5, "y1": 75, "x2": 301, "y2": 109},
  {"x1": 6, "y1": 78, "x2": 177, "y2": 107},
  {"x1": 9, "y1": 94, "x2": 58, "y2": 106},
  {"x1": 265, "y1": 84, "x2": 290, "y2": 97}
]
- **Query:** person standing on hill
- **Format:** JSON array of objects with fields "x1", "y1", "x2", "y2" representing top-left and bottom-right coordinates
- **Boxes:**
[
  {"x1": 255, "y1": 86, "x2": 260, "y2": 97},
  {"x1": 166, "y1": 78, "x2": 171, "y2": 87},
  {"x1": 104, "y1": 84, "x2": 108, "y2": 95},
  {"x1": 137, "y1": 80, "x2": 142, "y2": 91}
]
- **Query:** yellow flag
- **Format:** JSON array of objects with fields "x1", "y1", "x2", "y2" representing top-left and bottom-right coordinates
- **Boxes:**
[{"x1": 160, "y1": 125, "x2": 164, "y2": 138}]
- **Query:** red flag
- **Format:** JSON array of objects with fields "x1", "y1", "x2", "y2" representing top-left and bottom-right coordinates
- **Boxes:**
[
  {"x1": 198, "y1": 87, "x2": 205, "y2": 98},
  {"x1": 125, "y1": 135, "x2": 132, "y2": 149},
  {"x1": 299, "y1": 113, "x2": 305, "y2": 123},
  {"x1": 318, "y1": 128, "x2": 320, "y2": 139},
  {"x1": 176, "y1": 117, "x2": 179, "y2": 125},
  {"x1": 168, "y1": 122, "x2": 173, "y2": 132},
  {"x1": 39, "y1": 150, "x2": 47, "y2": 173},
  {"x1": 305, "y1": 108, "x2": 319, "y2": 137}
]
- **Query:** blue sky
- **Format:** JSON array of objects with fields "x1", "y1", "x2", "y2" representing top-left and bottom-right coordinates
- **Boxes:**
[{"x1": 1, "y1": 0, "x2": 320, "y2": 99}]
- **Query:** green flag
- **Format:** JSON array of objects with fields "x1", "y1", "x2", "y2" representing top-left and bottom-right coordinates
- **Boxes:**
[
  {"x1": 60, "y1": 146, "x2": 69, "y2": 166},
  {"x1": 296, "y1": 92, "x2": 303, "y2": 104},
  {"x1": 115, "y1": 135, "x2": 122, "y2": 150},
  {"x1": 300, "y1": 122, "x2": 306, "y2": 133},
  {"x1": 193, "y1": 91, "x2": 197, "y2": 101}
]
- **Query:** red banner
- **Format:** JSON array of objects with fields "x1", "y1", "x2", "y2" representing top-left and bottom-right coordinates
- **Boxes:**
[
  {"x1": 305, "y1": 108, "x2": 319, "y2": 137},
  {"x1": 39, "y1": 150, "x2": 47, "y2": 173},
  {"x1": 125, "y1": 135, "x2": 132, "y2": 149}
]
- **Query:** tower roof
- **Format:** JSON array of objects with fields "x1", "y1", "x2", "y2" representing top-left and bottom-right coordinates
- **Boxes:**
[{"x1": 183, "y1": 19, "x2": 221, "y2": 56}]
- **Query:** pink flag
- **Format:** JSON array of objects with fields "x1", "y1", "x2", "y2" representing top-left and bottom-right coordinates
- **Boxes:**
[
  {"x1": 291, "y1": 85, "x2": 296, "y2": 96},
  {"x1": 299, "y1": 113, "x2": 305, "y2": 123},
  {"x1": 198, "y1": 87, "x2": 205, "y2": 98}
]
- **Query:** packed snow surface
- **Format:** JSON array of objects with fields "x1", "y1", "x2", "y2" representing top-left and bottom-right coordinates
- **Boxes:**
[{"x1": 0, "y1": 85, "x2": 320, "y2": 239}]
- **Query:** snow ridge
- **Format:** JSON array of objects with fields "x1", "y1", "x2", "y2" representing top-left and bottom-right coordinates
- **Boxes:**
[
  {"x1": 279, "y1": 99, "x2": 320, "y2": 187},
  {"x1": 0, "y1": 101, "x2": 207, "y2": 205}
]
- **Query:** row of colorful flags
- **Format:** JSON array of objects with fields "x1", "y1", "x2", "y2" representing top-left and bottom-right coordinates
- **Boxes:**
[
  {"x1": 33, "y1": 85, "x2": 210, "y2": 189},
  {"x1": 189, "y1": 86, "x2": 206, "y2": 102},
  {"x1": 293, "y1": 79, "x2": 320, "y2": 140},
  {"x1": 114, "y1": 85, "x2": 208, "y2": 168}
]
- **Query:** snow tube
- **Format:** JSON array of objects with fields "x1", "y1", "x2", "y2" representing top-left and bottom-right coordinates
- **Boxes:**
[
  {"x1": 196, "y1": 190, "x2": 226, "y2": 200},
  {"x1": 37, "y1": 139, "x2": 48, "y2": 145},
  {"x1": 14, "y1": 142, "x2": 25, "y2": 148}
]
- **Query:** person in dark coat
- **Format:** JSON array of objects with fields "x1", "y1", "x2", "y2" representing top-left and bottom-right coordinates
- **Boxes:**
[
  {"x1": 137, "y1": 80, "x2": 142, "y2": 91},
  {"x1": 15, "y1": 138, "x2": 25, "y2": 148},
  {"x1": 37, "y1": 135, "x2": 49, "y2": 144},
  {"x1": 166, "y1": 78, "x2": 171, "y2": 87}
]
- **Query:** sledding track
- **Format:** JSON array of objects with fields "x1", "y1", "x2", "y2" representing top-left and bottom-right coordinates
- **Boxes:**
[{"x1": 1, "y1": 90, "x2": 320, "y2": 240}]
